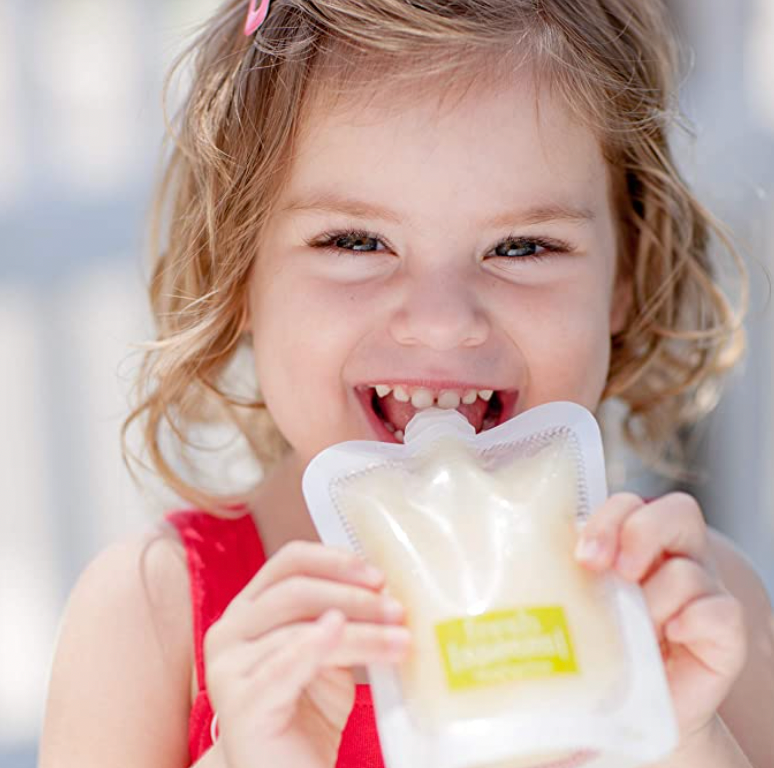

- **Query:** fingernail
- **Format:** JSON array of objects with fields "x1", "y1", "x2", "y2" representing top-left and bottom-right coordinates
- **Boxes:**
[
  {"x1": 575, "y1": 536, "x2": 602, "y2": 562},
  {"x1": 388, "y1": 626, "x2": 412, "y2": 651},
  {"x1": 360, "y1": 564, "x2": 383, "y2": 584},
  {"x1": 320, "y1": 609, "x2": 345, "y2": 629},
  {"x1": 382, "y1": 597, "x2": 405, "y2": 621}
]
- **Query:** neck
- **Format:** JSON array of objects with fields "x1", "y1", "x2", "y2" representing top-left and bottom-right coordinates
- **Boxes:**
[
  {"x1": 248, "y1": 451, "x2": 370, "y2": 686},
  {"x1": 247, "y1": 450, "x2": 321, "y2": 557}
]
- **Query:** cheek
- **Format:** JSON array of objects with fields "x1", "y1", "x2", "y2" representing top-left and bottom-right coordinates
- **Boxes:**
[
  {"x1": 515, "y1": 286, "x2": 613, "y2": 407},
  {"x1": 254, "y1": 274, "x2": 356, "y2": 372},
  {"x1": 248, "y1": 270, "x2": 369, "y2": 451}
]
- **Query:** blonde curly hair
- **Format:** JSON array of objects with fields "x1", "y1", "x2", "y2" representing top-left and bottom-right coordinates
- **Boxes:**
[{"x1": 123, "y1": 0, "x2": 746, "y2": 513}]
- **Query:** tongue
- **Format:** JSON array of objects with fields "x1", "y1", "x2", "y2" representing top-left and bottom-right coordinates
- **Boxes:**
[{"x1": 378, "y1": 393, "x2": 490, "y2": 433}]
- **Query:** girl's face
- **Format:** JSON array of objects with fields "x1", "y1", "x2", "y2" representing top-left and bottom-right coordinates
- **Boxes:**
[{"x1": 248, "y1": 71, "x2": 628, "y2": 467}]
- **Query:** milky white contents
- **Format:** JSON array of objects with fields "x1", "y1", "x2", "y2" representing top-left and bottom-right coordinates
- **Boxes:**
[{"x1": 337, "y1": 435, "x2": 623, "y2": 742}]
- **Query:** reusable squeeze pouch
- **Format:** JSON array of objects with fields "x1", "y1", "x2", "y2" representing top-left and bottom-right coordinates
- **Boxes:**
[{"x1": 302, "y1": 402, "x2": 678, "y2": 768}]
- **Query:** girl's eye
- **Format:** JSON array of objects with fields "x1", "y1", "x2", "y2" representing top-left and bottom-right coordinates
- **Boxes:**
[
  {"x1": 310, "y1": 229, "x2": 388, "y2": 255},
  {"x1": 307, "y1": 228, "x2": 570, "y2": 262},
  {"x1": 493, "y1": 238, "x2": 547, "y2": 260},
  {"x1": 488, "y1": 236, "x2": 571, "y2": 263}
]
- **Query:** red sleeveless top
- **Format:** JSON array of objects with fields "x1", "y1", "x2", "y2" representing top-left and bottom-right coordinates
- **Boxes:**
[{"x1": 165, "y1": 509, "x2": 385, "y2": 768}]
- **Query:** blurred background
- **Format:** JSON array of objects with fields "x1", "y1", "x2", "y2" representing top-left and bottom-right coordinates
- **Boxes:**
[{"x1": 0, "y1": 0, "x2": 772, "y2": 765}]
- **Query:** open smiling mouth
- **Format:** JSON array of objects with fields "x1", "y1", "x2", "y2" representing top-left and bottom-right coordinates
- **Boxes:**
[{"x1": 355, "y1": 385, "x2": 519, "y2": 443}]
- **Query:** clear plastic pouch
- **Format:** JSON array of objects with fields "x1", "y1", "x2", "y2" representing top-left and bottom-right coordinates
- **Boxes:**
[{"x1": 302, "y1": 402, "x2": 678, "y2": 768}]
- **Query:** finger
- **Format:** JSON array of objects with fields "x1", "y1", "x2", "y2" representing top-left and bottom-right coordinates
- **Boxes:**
[
  {"x1": 641, "y1": 557, "x2": 718, "y2": 638},
  {"x1": 575, "y1": 492, "x2": 645, "y2": 570},
  {"x1": 233, "y1": 576, "x2": 405, "y2": 640},
  {"x1": 243, "y1": 540, "x2": 384, "y2": 599},
  {"x1": 614, "y1": 493, "x2": 710, "y2": 582},
  {"x1": 251, "y1": 609, "x2": 347, "y2": 722},
  {"x1": 248, "y1": 620, "x2": 412, "y2": 674},
  {"x1": 665, "y1": 594, "x2": 747, "y2": 678},
  {"x1": 327, "y1": 622, "x2": 412, "y2": 667}
]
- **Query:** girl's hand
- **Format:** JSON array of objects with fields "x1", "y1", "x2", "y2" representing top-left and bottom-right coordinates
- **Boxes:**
[
  {"x1": 203, "y1": 541, "x2": 410, "y2": 768},
  {"x1": 574, "y1": 492, "x2": 748, "y2": 748}
]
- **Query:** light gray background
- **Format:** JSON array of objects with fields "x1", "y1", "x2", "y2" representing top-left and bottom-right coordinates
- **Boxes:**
[{"x1": 0, "y1": 1, "x2": 772, "y2": 766}]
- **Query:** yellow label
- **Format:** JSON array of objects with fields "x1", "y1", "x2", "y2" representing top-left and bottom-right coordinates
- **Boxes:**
[{"x1": 435, "y1": 607, "x2": 578, "y2": 690}]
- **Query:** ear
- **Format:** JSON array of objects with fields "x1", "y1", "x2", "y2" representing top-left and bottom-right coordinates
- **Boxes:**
[{"x1": 610, "y1": 275, "x2": 633, "y2": 336}]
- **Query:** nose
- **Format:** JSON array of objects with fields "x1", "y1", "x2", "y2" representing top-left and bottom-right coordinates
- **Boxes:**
[{"x1": 388, "y1": 271, "x2": 490, "y2": 351}]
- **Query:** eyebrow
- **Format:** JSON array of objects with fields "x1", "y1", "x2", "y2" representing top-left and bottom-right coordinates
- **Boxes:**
[{"x1": 278, "y1": 191, "x2": 596, "y2": 228}]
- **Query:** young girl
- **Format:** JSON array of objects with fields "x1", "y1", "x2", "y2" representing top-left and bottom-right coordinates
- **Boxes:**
[{"x1": 39, "y1": 1, "x2": 773, "y2": 767}]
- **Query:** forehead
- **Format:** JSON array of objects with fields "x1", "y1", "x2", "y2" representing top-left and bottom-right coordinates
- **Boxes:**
[{"x1": 278, "y1": 67, "x2": 612, "y2": 224}]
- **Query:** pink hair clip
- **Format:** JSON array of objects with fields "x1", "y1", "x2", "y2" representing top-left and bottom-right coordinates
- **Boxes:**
[{"x1": 244, "y1": 0, "x2": 272, "y2": 35}]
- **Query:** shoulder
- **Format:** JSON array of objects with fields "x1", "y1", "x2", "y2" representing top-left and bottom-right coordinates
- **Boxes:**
[
  {"x1": 38, "y1": 522, "x2": 193, "y2": 768},
  {"x1": 707, "y1": 527, "x2": 774, "y2": 767},
  {"x1": 707, "y1": 527, "x2": 773, "y2": 617}
]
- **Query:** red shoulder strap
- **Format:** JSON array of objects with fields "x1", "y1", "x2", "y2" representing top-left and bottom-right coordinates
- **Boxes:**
[
  {"x1": 339, "y1": 687, "x2": 384, "y2": 767},
  {"x1": 165, "y1": 509, "x2": 265, "y2": 694}
]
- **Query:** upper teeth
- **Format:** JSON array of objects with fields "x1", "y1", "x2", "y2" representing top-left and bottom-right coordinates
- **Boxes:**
[{"x1": 370, "y1": 384, "x2": 495, "y2": 410}]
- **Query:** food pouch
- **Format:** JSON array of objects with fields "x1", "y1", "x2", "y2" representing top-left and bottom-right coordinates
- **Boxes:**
[{"x1": 302, "y1": 402, "x2": 678, "y2": 768}]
